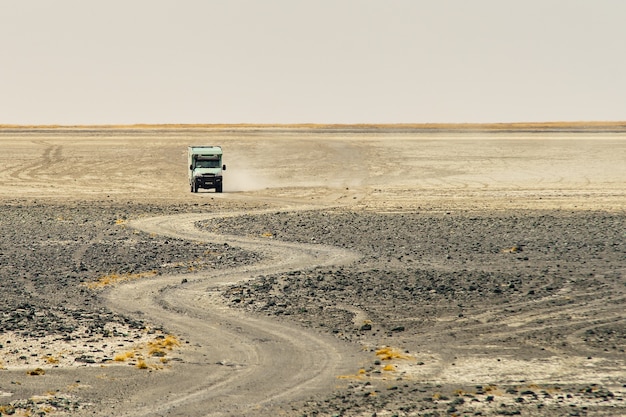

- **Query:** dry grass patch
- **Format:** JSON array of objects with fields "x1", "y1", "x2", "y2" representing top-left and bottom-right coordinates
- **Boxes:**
[
  {"x1": 113, "y1": 351, "x2": 135, "y2": 362},
  {"x1": 0, "y1": 405, "x2": 15, "y2": 415},
  {"x1": 375, "y1": 347, "x2": 411, "y2": 361},
  {"x1": 84, "y1": 270, "x2": 157, "y2": 289},
  {"x1": 26, "y1": 367, "x2": 46, "y2": 376},
  {"x1": 43, "y1": 354, "x2": 59, "y2": 364},
  {"x1": 111, "y1": 334, "x2": 181, "y2": 371},
  {"x1": 147, "y1": 334, "x2": 180, "y2": 355},
  {"x1": 501, "y1": 245, "x2": 523, "y2": 253}
]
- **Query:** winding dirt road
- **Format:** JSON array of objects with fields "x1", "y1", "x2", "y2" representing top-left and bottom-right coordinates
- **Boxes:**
[{"x1": 105, "y1": 212, "x2": 362, "y2": 416}]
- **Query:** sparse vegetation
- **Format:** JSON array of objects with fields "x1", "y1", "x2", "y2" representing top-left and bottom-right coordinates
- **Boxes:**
[
  {"x1": 382, "y1": 364, "x2": 395, "y2": 371},
  {"x1": 44, "y1": 355, "x2": 59, "y2": 364},
  {"x1": 375, "y1": 347, "x2": 410, "y2": 361},
  {"x1": 84, "y1": 271, "x2": 158, "y2": 289},
  {"x1": 111, "y1": 334, "x2": 180, "y2": 371},
  {"x1": 26, "y1": 367, "x2": 46, "y2": 376},
  {"x1": 113, "y1": 351, "x2": 135, "y2": 362}
]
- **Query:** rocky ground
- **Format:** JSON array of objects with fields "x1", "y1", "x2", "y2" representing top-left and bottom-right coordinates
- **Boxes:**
[
  {"x1": 202, "y1": 207, "x2": 626, "y2": 416},
  {"x1": 0, "y1": 200, "x2": 261, "y2": 366},
  {"x1": 204, "y1": 208, "x2": 625, "y2": 344},
  {"x1": 1, "y1": 199, "x2": 624, "y2": 416}
]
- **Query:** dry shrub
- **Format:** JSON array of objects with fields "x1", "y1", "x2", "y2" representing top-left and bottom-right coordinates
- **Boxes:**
[
  {"x1": 501, "y1": 245, "x2": 523, "y2": 253},
  {"x1": 111, "y1": 334, "x2": 180, "y2": 371},
  {"x1": 113, "y1": 351, "x2": 135, "y2": 362},
  {"x1": 382, "y1": 364, "x2": 396, "y2": 372},
  {"x1": 84, "y1": 270, "x2": 157, "y2": 289},
  {"x1": 149, "y1": 347, "x2": 165, "y2": 357},
  {"x1": 148, "y1": 335, "x2": 180, "y2": 351},
  {"x1": 111, "y1": 334, "x2": 181, "y2": 370},
  {"x1": 44, "y1": 355, "x2": 59, "y2": 364},
  {"x1": 375, "y1": 347, "x2": 409, "y2": 361},
  {"x1": 0, "y1": 405, "x2": 16, "y2": 414},
  {"x1": 27, "y1": 367, "x2": 46, "y2": 376}
]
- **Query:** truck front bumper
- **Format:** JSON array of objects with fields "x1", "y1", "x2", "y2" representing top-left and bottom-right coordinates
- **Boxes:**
[{"x1": 195, "y1": 175, "x2": 222, "y2": 188}]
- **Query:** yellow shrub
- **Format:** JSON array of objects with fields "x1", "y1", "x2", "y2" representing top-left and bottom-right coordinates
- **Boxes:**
[
  {"x1": 27, "y1": 368, "x2": 46, "y2": 376},
  {"x1": 45, "y1": 356, "x2": 59, "y2": 364},
  {"x1": 85, "y1": 270, "x2": 157, "y2": 289},
  {"x1": 114, "y1": 351, "x2": 135, "y2": 362},
  {"x1": 375, "y1": 347, "x2": 409, "y2": 361}
]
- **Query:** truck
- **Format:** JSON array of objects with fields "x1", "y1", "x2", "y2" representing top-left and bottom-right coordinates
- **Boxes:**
[{"x1": 188, "y1": 146, "x2": 226, "y2": 193}]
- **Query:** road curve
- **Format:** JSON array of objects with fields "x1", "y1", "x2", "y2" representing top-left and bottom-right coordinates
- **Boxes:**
[{"x1": 104, "y1": 212, "x2": 363, "y2": 417}]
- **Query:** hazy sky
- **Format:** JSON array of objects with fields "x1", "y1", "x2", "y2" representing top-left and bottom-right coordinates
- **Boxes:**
[{"x1": 2, "y1": 1, "x2": 625, "y2": 124}]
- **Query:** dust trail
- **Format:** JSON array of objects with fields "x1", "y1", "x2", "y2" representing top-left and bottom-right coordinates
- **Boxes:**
[
  {"x1": 222, "y1": 151, "x2": 274, "y2": 192},
  {"x1": 224, "y1": 167, "x2": 271, "y2": 192}
]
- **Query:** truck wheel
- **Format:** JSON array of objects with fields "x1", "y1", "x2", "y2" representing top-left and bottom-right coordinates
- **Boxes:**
[
  {"x1": 192, "y1": 182, "x2": 198, "y2": 193},
  {"x1": 216, "y1": 184, "x2": 223, "y2": 193}
]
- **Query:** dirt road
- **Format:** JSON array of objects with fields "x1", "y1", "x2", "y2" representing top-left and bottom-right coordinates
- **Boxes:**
[
  {"x1": 104, "y1": 212, "x2": 362, "y2": 416},
  {"x1": 0, "y1": 126, "x2": 624, "y2": 416}
]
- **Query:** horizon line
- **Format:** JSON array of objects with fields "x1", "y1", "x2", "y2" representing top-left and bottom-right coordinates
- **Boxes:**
[{"x1": 1, "y1": 121, "x2": 626, "y2": 130}]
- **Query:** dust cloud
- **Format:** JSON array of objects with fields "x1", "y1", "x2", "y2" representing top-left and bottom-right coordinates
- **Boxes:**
[
  {"x1": 223, "y1": 154, "x2": 273, "y2": 192},
  {"x1": 224, "y1": 168, "x2": 271, "y2": 192}
]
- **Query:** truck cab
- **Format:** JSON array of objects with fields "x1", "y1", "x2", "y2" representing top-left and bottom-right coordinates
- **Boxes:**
[{"x1": 188, "y1": 146, "x2": 226, "y2": 193}]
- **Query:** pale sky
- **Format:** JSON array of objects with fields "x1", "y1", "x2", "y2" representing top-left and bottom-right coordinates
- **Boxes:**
[{"x1": 1, "y1": 1, "x2": 625, "y2": 125}]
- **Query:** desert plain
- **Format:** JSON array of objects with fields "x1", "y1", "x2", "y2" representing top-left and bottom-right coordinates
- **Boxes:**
[{"x1": 0, "y1": 124, "x2": 624, "y2": 416}]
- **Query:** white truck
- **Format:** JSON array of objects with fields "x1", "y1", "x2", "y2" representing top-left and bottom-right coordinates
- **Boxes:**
[{"x1": 188, "y1": 146, "x2": 226, "y2": 193}]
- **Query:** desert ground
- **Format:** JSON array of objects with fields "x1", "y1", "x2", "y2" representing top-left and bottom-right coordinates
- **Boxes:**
[{"x1": 0, "y1": 125, "x2": 624, "y2": 416}]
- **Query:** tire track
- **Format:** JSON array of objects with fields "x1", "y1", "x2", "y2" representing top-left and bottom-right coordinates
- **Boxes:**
[
  {"x1": 18, "y1": 141, "x2": 63, "y2": 181},
  {"x1": 104, "y1": 212, "x2": 363, "y2": 416}
]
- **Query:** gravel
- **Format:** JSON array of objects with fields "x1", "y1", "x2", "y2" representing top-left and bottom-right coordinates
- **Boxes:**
[
  {"x1": 1, "y1": 201, "x2": 624, "y2": 416},
  {"x1": 199, "y1": 208, "x2": 626, "y2": 416},
  {"x1": 0, "y1": 200, "x2": 261, "y2": 340},
  {"x1": 200, "y1": 209, "x2": 624, "y2": 341}
]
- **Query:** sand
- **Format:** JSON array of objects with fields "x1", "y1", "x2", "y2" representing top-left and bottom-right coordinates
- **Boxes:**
[{"x1": 0, "y1": 125, "x2": 624, "y2": 416}]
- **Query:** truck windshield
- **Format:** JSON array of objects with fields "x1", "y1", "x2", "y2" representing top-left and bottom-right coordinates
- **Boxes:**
[{"x1": 196, "y1": 159, "x2": 220, "y2": 168}]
